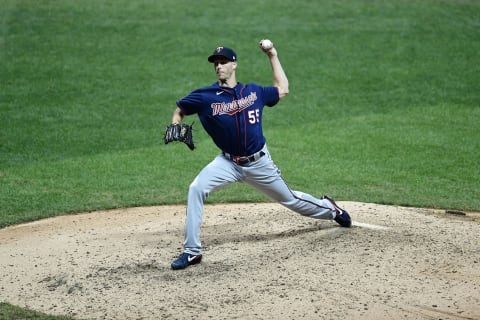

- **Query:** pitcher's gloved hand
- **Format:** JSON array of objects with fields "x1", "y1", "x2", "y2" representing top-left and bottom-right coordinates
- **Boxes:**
[{"x1": 164, "y1": 123, "x2": 195, "y2": 151}]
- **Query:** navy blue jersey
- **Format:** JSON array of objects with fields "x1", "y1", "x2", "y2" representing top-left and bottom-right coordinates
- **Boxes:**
[{"x1": 176, "y1": 82, "x2": 279, "y2": 156}]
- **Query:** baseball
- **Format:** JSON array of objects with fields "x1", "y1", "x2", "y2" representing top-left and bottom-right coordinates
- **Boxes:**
[{"x1": 261, "y1": 39, "x2": 273, "y2": 50}]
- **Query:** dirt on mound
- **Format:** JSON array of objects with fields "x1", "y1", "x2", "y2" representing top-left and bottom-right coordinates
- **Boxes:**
[{"x1": 1, "y1": 202, "x2": 479, "y2": 320}]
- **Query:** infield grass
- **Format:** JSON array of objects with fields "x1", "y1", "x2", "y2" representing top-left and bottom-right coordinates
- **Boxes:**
[
  {"x1": 1, "y1": 0, "x2": 479, "y2": 316},
  {"x1": 0, "y1": 302, "x2": 71, "y2": 320},
  {"x1": 1, "y1": 0, "x2": 479, "y2": 227}
]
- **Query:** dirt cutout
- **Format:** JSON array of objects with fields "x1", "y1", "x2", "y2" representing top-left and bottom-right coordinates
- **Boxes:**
[{"x1": 1, "y1": 202, "x2": 479, "y2": 320}]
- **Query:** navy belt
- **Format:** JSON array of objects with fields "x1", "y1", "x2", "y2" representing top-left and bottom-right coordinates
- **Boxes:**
[{"x1": 223, "y1": 150, "x2": 266, "y2": 165}]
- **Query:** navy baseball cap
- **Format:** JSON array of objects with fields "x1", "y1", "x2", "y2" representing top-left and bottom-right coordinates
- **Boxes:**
[{"x1": 208, "y1": 46, "x2": 237, "y2": 63}]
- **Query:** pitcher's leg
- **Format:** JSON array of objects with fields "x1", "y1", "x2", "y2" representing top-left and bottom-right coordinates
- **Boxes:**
[
  {"x1": 183, "y1": 155, "x2": 240, "y2": 255},
  {"x1": 244, "y1": 155, "x2": 338, "y2": 220}
]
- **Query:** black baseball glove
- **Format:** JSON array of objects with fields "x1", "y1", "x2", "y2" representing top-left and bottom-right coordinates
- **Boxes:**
[{"x1": 164, "y1": 123, "x2": 195, "y2": 150}]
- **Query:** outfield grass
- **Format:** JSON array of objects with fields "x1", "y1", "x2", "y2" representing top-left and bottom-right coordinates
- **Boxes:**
[{"x1": 0, "y1": 0, "x2": 479, "y2": 316}]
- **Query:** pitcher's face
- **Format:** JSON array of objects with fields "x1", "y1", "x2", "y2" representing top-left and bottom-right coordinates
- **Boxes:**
[{"x1": 213, "y1": 59, "x2": 237, "y2": 82}]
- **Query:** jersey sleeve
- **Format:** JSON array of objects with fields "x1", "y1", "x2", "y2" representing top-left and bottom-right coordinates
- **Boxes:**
[
  {"x1": 176, "y1": 90, "x2": 204, "y2": 115},
  {"x1": 258, "y1": 85, "x2": 280, "y2": 107}
]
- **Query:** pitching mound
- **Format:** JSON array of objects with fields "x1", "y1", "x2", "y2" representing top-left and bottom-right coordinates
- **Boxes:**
[{"x1": 1, "y1": 202, "x2": 479, "y2": 320}]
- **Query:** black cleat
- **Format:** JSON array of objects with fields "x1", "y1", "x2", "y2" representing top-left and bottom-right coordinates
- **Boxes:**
[
  {"x1": 323, "y1": 195, "x2": 352, "y2": 228},
  {"x1": 171, "y1": 252, "x2": 202, "y2": 270}
]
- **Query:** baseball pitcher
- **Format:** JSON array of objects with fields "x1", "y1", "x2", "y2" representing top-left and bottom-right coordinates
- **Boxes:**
[{"x1": 164, "y1": 40, "x2": 352, "y2": 270}]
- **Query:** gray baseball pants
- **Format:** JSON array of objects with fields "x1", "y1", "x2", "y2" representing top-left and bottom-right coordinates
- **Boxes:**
[{"x1": 183, "y1": 144, "x2": 338, "y2": 255}]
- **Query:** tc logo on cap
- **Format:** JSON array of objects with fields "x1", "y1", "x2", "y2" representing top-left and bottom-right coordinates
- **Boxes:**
[{"x1": 208, "y1": 46, "x2": 237, "y2": 63}]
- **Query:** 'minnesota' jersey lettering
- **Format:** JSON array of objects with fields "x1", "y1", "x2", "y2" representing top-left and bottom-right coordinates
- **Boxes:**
[{"x1": 176, "y1": 82, "x2": 279, "y2": 156}]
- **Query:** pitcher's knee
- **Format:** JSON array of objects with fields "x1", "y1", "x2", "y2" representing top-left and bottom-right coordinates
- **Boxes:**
[{"x1": 188, "y1": 179, "x2": 209, "y2": 201}]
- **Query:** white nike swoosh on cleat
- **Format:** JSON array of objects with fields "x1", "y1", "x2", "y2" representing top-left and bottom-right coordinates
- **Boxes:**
[
  {"x1": 187, "y1": 255, "x2": 198, "y2": 262},
  {"x1": 216, "y1": 91, "x2": 223, "y2": 95}
]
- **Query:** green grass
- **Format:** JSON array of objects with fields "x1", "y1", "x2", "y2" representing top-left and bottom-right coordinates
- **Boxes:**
[
  {"x1": 1, "y1": 0, "x2": 478, "y2": 226},
  {"x1": 0, "y1": 0, "x2": 479, "y2": 317},
  {"x1": 0, "y1": 302, "x2": 71, "y2": 320}
]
